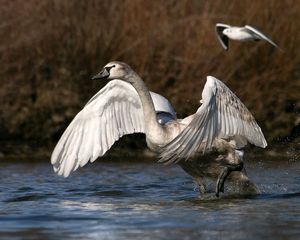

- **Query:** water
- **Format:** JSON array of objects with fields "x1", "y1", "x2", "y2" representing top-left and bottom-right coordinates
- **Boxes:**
[{"x1": 0, "y1": 156, "x2": 299, "y2": 240}]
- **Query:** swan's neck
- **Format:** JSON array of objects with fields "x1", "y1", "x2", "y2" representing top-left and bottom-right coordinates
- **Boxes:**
[{"x1": 127, "y1": 73, "x2": 165, "y2": 142}]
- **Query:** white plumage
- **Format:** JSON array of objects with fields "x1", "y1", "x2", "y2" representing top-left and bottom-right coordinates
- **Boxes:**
[
  {"x1": 159, "y1": 76, "x2": 267, "y2": 163},
  {"x1": 215, "y1": 23, "x2": 279, "y2": 50},
  {"x1": 51, "y1": 62, "x2": 267, "y2": 196},
  {"x1": 51, "y1": 79, "x2": 176, "y2": 177}
]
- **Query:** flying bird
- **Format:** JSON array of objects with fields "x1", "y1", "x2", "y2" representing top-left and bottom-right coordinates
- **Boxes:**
[
  {"x1": 215, "y1": 23, "x2": 279, "y2": 50},
  {"x1": 51, "y1": 62, "x2": 267, "y2": 197}
]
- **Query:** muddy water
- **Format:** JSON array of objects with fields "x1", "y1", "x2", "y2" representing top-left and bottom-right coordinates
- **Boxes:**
[{"x1": 0, "y1": 155, "x2": 299, "y2": 240}]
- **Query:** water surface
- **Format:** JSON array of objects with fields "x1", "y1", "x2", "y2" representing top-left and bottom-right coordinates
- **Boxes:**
[{"x1": 0, "y1": 156, "x2": 299, "y2": 240}]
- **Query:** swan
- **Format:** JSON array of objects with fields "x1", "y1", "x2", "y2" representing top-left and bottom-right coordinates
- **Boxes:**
[
  {"x1": 215, "y1": 23, "x2": 279, "y2": 50},
  {"x1": 51, "y1": 61, "x2": 267, "y2": 197}
]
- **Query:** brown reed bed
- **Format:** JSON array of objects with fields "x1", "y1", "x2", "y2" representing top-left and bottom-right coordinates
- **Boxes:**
[{"x1": 0, "y1": 0, "x2": 299, "y2": 146}]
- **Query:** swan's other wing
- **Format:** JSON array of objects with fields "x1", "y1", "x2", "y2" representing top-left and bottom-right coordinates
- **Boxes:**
[
  {"x1": 215, "y1": 23, "x2": 231, "y2": 50},
  {"x1": 244, "y1": 25, "x2": 279, "y2": 48},
  {"x1": 159, "y1": 76, "x2": 267, "y2": 164},
  {"x1": 150, "y1": 91, "x2": 177, "y2": 125},
  {"x1": 51, "y1": 80, "x2": 145, "y2": 177},
  {"x1": 150, "y1": 91, "x2": 176, "y2": 118}
]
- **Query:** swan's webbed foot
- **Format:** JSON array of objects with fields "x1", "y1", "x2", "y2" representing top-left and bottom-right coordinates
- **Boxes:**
[{"x1": 215, "y1": 162, "x2": 244, "y2": 197}]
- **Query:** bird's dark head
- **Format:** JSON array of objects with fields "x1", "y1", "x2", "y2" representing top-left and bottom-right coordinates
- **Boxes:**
[
  {"x1": 222, "y1": 28, "x2": 232, "y2": 36},
  {"x1": 91, "y1": 61, "x2": 133, "y2": 81}
]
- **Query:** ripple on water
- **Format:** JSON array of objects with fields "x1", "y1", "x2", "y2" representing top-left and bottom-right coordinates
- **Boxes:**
[
  {"x1": 0, "y1": 159, "x2": 299, "y2": 240},
  {"x1": 4, "y1": 194, "x2": 55, "y2": 203}
]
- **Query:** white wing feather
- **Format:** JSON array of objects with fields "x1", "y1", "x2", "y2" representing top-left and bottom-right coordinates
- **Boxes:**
[
  {"x1": 216, "y1": 23, "x2": 231, "y2": 28},
  {"x1": 51, "y1": 80, "x2": 176, "y2": 177},
  {"x1": 150, "y1": 91, "x2": 176, "y2": 117},
  {"x1": 159, "y1": 76, "x2": 267, "y2": 164},
  {"x1": 51, "y1": 80, "x2": 145, "y2": 177},
  {"x1": 244, "y1": 25, "x2": 279, "y2": 48}
]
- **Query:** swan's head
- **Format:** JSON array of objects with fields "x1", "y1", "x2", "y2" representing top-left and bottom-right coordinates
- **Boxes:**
[{"x1": 91, "y1": 61, "x2": 133, "y2": 81}]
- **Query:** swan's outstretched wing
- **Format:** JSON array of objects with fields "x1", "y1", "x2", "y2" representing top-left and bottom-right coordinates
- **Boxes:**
[
  {"x1": 244, "y1": 25, "x2": 278, "y2": 48},
  {"x1": 159, "y1": 76, "x2": 267, "y2": 164},
  {"x1": 215, "y1": 23, "x2": 231, "y2": 50},
  {"x1": 51, "y1": 79, "x2": 176, "y2": 177},
  {"x1": 51, "y1": 80, "x2": 146, "y2": 177}
]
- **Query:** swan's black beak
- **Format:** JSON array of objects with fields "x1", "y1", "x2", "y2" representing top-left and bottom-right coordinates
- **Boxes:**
[{"x1": 91, "y1": 68, "x2": 110, "y2": 80}]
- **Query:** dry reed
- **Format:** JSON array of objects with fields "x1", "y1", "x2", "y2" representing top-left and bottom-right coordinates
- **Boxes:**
[{"x1": 0, "y1": 0, "x2": 299, "y2": 144}]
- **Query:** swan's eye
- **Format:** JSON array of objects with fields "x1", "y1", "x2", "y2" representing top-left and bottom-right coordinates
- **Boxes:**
[{"x1": 105, "y1": 65, "x2": 116, "y2": 72}]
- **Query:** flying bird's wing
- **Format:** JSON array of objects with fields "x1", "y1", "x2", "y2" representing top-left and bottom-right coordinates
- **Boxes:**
[
  {"x1": 51, "y1": 80, "x2": 146, "y2": 177},
  {"x1": 159, "y1": 76, "x2": 267, "y2": 164},
  {"x1": 244, "y1": 25, "x2": 279, "y2": 48},
  {"x1": 215, "y1": 23, "x2": 231, "y2": 50}
]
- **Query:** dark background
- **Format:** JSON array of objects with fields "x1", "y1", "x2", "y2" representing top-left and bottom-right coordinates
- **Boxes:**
[{"x1": 0, "y1": 0, "x2": 299, "y2": 157}]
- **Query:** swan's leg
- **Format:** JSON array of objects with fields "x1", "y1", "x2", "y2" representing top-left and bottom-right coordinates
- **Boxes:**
[
  {"x1": 193, "y1": 177, "x2": 206, "y2": 195},
  {"x1": 215, "y1": 162, "x2": 244, "y2": 197},
  {"x1": 199, "y1": 182, "x2": 206, "y2": 195}
]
